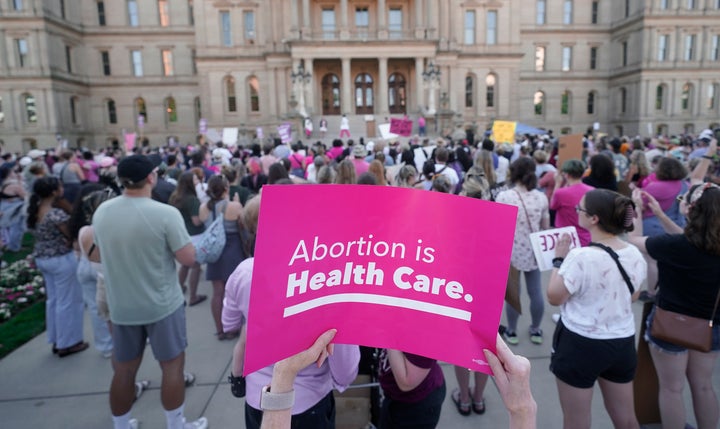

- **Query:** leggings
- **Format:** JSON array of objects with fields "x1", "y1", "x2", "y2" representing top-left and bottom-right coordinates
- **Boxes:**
[{"x1": 505, "y1": 268, "x2": 544, "y2": 333}]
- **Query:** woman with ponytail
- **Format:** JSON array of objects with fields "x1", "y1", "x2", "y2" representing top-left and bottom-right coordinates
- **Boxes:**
[
  {"x1": 198, "y1": 175, "x2": 245, "y2": 340},
  {"x1": 28, "y1": 176, "x2": 88, "y2": 357},
  {"x1": 547, "y1": 189, "x2": 647, "y2": 428},
  {"x1": 496, "y1": 157, "x2": 550, "y2": 345}
]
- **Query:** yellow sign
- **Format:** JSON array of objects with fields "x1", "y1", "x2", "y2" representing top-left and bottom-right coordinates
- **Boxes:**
[{"x1": 492, "y1": 121, "x2": 517, "y2": 144}]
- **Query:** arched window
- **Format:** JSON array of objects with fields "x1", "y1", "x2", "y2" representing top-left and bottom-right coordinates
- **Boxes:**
[
  {"x1": 619, "y1": 87, "x2": 627, "y2": 113},
  {"x1": 70, "y1": 96, "x2": 78, "y2": 125},
  {"x1": 656, "y1": 124, "x2": 668, "y2": 136},
  {"x1": 465, "y1": 75, "x2": 474, "y2": 108},
  {"x1": 321, "y1": 73, "x2": 341, "y2": 115},
  {"x1": 708, "y1": 84, "x2": 719, "y2": 110},
  {"x1": 23, "y1": 93, "x2": 38, "y2": 123},
  {"x1": 355, "y1": 73, "x2": 374, "y2": 114},
  {"x1": 248, "y1": 77, "x2": 260, "y2": 112},
  {"x1": 486, "y1": 74, "x2": 497, "y2": 108},
  {"x1": 165, "y1": 97, "x2": 177, "y2": 123},
  {"x1": 389, "y1": 73, "x2": 407, "y2": 114},
  {"x1": 534, "y1": 90, "x2": 545, "y2": 115},
  {"x1": 656, "y1": 84, "x2": 665, "y2": 110},
  {"x1": 681, "y1": 83, "x2": 693, "y2": 111},
  {"x1": 135, "y1": 97, "x2": 147, "y2": 121},
  {"x1": 561, "y1": 90, "x2": 571, "y2": 115},
  {"x1": 225, "y1": 77, "x2": 236, "y2": 112},
  {"x1": 587, "y1": 91, "x2": 596, "y2": 115},
  {"x1": 107, "y1": 99, "x2": 117, "y2": 124}
]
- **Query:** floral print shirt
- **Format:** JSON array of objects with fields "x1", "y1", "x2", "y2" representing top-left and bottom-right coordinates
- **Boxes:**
[
  {"x1": 496, "y1": 187, "x2": 549, "y2": 271},
  {"x1": 32, "y1": 208, "x2": 72, "y2": 258}
]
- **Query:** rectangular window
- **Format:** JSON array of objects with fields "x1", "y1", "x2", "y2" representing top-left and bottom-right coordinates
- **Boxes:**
[
  {"x1": 712, "y1": 35, "x2": 719, "y2": 61},
  {"x1": 486, "y1": 11, "x2": 497, "y2": 45},
  {"x1": 563, "y1": 1, "x2": 573, "y2": 24},
  {"x1": 562, "y1": 46, "x2": 572, "y2": 71},
  {"x1": 708, "y1": 85, "x2": 718, "y2": 110},
  {"x1": 158, "y1": 0, "x2": 170, "y2": 26},
  {"x1": 591, "y1": 1, "x2": 599, "y2": 24},
  {"x1": 131, "y1": 50, "x2": 143, "y2": 76},
  {"x1": 687, "y1": 0, "x2": 696, "y2": 9},
  {"x1": 161, "y1": 49, "x2": 173, "y2": 76},
  {"x1": 220, "y1": 11, "x2": 232, "y2": 46},
  {"x1": 108, "y1": 100, "x2": 117, "y2": 124},
  {"x1": 97, "y1": 1, "x2": 106, "y2": 26},
  {"x1": 561, "y1": 92, "x2": 570, "y2": 115},
  {"x1": 389, "y1": 8, "x2": 403, "y2": 39},
  {"x1": 622, "y1": 41, "x2": 628, "y2": 66},
  {"x1": 70, "y1": 98, "x2": 77, "y2": 125},
  {"x1": 464, "y1": 11, "x2": 476, "y2": 45},
  {"x1": 535, "y1": 46, "x2": 545, "y2": 71},
  {"x1": 65, "y1": 45, "x2": 72, "y2": 73},
  {"x1": 356, "y1": 7, "x2": 369, "y2": 37},
  {"x1": 16, "y1": 39, "x2": 28, "y2": 67},
  {"x1": 625, "y1": 0, "x2": 630, "y2": 17},
  {"x1": 13, "y1": 0, "x2": 22, "y2": 11},
  {"x1": 188, "y1": 0, "x2": 194, "y2": 25},
  {"x1": 190, "y1": 49, "x2": 197, "y2": 75},
  {"x1": 660, "y1": 0, "x2": 669, "y2": 9},
  {"x1": 685, "y1": 34, "x2": 696, "y2": 60},
  {"x1": 658, "y1": 34, "x2": 669, "y2": 61},
  {"x1": 322, "y1": 8, "x2": 335, "y2": 39},
  {"x1": 60, "y1": 0, "x2": 65, "y2": 19},
  {"x1": 590, "y1": 47, "x2": 598, "y2": 70},
  {"x1": 244, "y1": 11, "x2": 255, "y2": 41},
  {"x1": 128, "y1": 0, "x2": 139, "y2": 26},
  {"x1": 536, "y1": 0, "x2": 546, "y2": 25},
  {"x1": 101, "y1": 51, "x2": 111, "y2": 75}
]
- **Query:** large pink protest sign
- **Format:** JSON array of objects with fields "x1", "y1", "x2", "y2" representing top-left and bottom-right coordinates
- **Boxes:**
[
  {"x1": 244, "y1": 185, "x2": 517, "y2": 375},
  {"x1": 390, "y1": 118, "x2": 413, "y2": 136}
]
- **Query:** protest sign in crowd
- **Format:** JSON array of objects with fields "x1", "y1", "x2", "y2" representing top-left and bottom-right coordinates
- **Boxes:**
[{"x1": 0, "y1": 125, "x2": 718, "y2": 429}]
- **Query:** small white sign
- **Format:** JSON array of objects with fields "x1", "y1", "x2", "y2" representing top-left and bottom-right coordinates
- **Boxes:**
[
  {"x1": 222, "y1": 127, "x2": 239, "y2": 145},
  {"x1": 529, "y1": 226, "x2": 581, "y2": 271},
  {"x1": 205, "y1": 128, "x2": 222, "y2": 144},
  {"x1": 593, "y1": 122, "x2": 600, "y2": 131},
  {"x1": 378, "y1": 123, "x2": 399, "y2": 140}
]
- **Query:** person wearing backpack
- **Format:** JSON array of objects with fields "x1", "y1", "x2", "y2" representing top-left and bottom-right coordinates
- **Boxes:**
[{"x1": 198, "y1": 175, "x2": 245, "y2": 341}]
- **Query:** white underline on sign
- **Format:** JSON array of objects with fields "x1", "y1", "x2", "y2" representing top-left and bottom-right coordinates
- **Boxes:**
[{"x1": 283, "y1": 293, "x2": 472, "y2": 321}]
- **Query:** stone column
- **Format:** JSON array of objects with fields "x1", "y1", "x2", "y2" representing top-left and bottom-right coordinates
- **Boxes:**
[
  {"x1": 305, "y1": 58, "x2": 314, "y2": 115},
  {"x1": 290, "y1": 0, "x2": 299, "y2": 38},
  {"x1": 341, "y1": 57, "x2": 352, "y2": 114},
  {"x1": 415, "y1": 57, "x2": 425, "y2": 111},
  {"x1": 426, "y1": 0, "x2": 435, "y2": 38},
  {"x1": 302, "y1": 0, "x2": 310, "y2": 38},
  {"x1": 415, "y1": 0, "x2": 424, "y2": 38},
  {"x1": 378, "y1": 0, "x2": 387, "y2": 39},
  {"x1": 379, "y1": 57, "x2": 389, "y2": 115},
  {"x1": 340, "y1": 0, "x2": 349, "y2": 39}
]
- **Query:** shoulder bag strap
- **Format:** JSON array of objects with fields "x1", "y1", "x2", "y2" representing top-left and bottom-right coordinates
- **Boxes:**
[
  {"x1": 513, "y1": 189, "x2": 535, "y2": 233},
  {"x1": 588, "y1": 242, "x2": 635, "y2": 294},
  {"x1": 710, "y1": 287, "x2": 720, "y2": 327}
]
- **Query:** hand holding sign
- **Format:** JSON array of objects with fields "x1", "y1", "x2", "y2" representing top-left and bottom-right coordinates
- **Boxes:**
[
  {"x1": 529, "y1": 227, "x2": 580, "y2": 271},
  {"x1": 554, "y1": 234, "x2": 572, "y2": 259}
]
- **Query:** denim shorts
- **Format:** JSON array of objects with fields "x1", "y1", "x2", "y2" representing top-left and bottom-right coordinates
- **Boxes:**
[{"x1": 644, "y1": 305, "x2": 720, "y2": 355}]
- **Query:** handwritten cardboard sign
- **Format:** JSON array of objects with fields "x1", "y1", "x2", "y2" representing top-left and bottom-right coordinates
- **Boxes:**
[
  {"x1": 492, "y1": 120, "x2": 517, "y2": 144},
  {"x1": 390, "y1": 118, "x2": 413, "y2": 136},
  {"x1": 244, "y1": 185, "x2": 518, "y2": 375},
  {"x1": 124, "y1": 133, "x2": 136, "y2": 152},
  {"x1": 557, "y1": 134, "x2": 584, "y2": 168},
  {"x1": 529, "y1": 226, "x2": 580, "y2": 271}
]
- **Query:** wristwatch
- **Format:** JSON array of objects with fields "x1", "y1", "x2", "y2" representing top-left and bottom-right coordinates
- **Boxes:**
[
  {"x1": 552, "y1": 257, "x2": 564, "y2": 268},
  {"x1": 260, "y1": 385, "x2": 295, "y2": 411}
]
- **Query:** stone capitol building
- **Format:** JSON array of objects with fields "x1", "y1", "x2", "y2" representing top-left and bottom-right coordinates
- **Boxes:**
[{"x1": 0, "y1": 0, "x2": 719, "y2": 151}]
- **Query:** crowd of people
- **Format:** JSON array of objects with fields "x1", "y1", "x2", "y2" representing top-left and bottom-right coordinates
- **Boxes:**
[{"x1": 0, "y1": 124, "x2": 718, "y2": 429}]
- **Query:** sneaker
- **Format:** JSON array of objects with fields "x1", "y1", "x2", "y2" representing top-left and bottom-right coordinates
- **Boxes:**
[
  {"x1": 530, "y1": 329, "x2": 543, "y2": 345},
  {"x1": 129, "y1": 418, "x2": 139, "y2": 429},
  {"x1": 184, "y1": 371, "x2": 196, "y2": 387},
  {"x1": 184, "y1": 416, "x2": 208, "y2": 429},
  {"x1": 134, "y1": 380, "x2": 150, "y2": 401},
  {"x1": 552, "y1": 313, "x2": 560, "y2": 323},
  {"x1": 504, "y1": 331, "x2": 519, "y2": 345},
  {"x1": 101, "y1": 349, "x2": 113, "y2": 359}
]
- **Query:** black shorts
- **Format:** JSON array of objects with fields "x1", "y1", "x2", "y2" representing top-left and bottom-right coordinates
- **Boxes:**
[{"x1": 550, "y1": 320, "x2": 636, "y2": 389}]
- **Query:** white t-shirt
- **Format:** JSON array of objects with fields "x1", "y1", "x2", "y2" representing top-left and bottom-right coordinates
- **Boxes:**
[{"x1": 558, "y1": 245, "x2": 647, "y2": 339}]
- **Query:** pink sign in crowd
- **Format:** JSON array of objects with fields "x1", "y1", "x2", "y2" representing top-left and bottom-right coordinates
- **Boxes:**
[{"x1": 0, "y1": 126, "x2": 719, "y2": 429}]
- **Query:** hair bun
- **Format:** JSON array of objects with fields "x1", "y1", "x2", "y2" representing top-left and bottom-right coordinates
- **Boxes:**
[{"x1": 623, "y1": 204, "x2": 635, "y2": 228}]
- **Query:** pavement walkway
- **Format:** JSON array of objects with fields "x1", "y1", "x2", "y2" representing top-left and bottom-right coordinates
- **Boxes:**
[{"x1": 0, "y1": 273, "x2": 715, "y2": 428}]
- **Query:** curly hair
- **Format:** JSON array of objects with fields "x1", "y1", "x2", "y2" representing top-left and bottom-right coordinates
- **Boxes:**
[
  {"x1": 583, "y1": 189, "x2": 636, "y2": 235},
  {"x1": 684, "y1": 184, "x2": 720, "y2": 256},
  {"x1": 655, "y1": 157, "x2": 687, "y2": 181}
]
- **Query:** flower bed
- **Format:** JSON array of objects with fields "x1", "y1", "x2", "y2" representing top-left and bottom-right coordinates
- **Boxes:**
[{"x1": 0, "y1": 257, "x2": 45, "y2": 323}]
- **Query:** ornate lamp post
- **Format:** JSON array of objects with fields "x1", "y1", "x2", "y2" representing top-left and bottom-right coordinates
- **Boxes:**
[
  {"x1": 290, "y1": 60, "x2": 311, "y2": 118},
  {"x1": 422, "y1": 62, "x2": 441, "y2": 116}
]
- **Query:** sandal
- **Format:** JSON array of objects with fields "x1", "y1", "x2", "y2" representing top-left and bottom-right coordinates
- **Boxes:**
[
  {"x1": 183, "y1": 371, "x2": 195, "y2": 387},
  {"x1": 189, "y1": 295, "x2": 207, "y2": 306},
  {"x1": 473, "y1": 398, "x2": 486, "y2": 415},
  {"x1": 57, "y1": 341, "x2": 89, "y2": 357},
  {"x1": 450, "y1": 388, "x2": 472, "y2": 416},
  {"x1": 216, "y1": 331, "x2": 240, "y2": 341}
]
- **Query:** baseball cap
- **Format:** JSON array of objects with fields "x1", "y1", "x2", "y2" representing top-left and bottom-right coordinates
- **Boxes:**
[
  {"x1": 27, "y1": 149, "x2": 46, "y2": 159},
  {"x1": 117, "y1": 154, "x2": 160, "y2": 185},
  {"x1": 699, "y1": 129, "x2": 713, "y2": 142}
]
